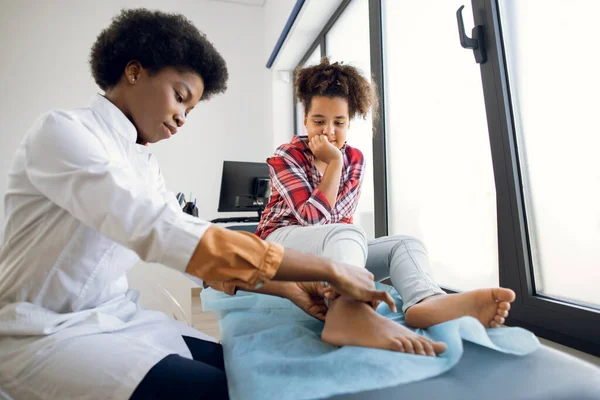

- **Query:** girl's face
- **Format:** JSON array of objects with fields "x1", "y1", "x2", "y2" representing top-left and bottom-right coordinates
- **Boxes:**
[
  {"x1": 304, "y1": 96, "x2": 349, "y2": 150},
  {"x1": 123, "y1": 65, "x2": 205, "y2": 144}
]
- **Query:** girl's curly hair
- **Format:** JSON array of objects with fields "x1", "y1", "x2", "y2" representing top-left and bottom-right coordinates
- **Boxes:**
[{"x1": 295, "y1": 57, "x2": 378, "y2": 122}]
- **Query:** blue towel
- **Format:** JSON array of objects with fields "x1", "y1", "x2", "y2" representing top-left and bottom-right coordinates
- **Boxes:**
[{"x1": 201, "y1": 284, "x2": 540, "y2": 400}]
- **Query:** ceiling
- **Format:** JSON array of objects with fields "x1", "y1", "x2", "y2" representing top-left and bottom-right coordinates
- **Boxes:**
[{"x1": 270, "y1": 0, "x2": 344, "y2": 70}]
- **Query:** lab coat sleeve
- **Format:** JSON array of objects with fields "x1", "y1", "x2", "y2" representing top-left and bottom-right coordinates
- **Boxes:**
[
  {"x1": 24, "y1": 111, "x2": 283, "y2": 284},
  {"x1": 189, "y1": 225, "x2": 284, "y2": 293},
  {"x1": 148, "y1": 154, "x2": 283, "y2": 287},
  {"x1": 24, "y1": 111, "x2": 206, "y2": 272}
]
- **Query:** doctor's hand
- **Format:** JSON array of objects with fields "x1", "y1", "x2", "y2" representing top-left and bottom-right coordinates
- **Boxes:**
[
  {"x1": 308, "y1": 134, "x2": 342, "y2": 165},
  {"x1": 275, "y1": 248, "x2": 395, "y2": 312},
  {"x1": 286, "y1": 282, "x2": 330, "y2": 321},
  {"x1": 328, "y1": 263, "x2": 397, "y2": 313}
]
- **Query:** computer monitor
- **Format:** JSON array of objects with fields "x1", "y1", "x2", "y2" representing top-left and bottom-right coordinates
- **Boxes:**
[{"x1": 215, "y1": 161, "x2": 271, "y2": 221}]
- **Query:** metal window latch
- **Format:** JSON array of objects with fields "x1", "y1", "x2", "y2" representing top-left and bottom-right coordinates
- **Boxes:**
[{"x1": 456, "y1": 5, "x2": 487, "y2": 64}]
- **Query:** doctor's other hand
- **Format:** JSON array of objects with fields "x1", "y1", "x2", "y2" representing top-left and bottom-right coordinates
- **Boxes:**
[
  {"x1": 274, "y1": 248, "x2": 395, "y2": 312},
  {"x1": 286, "y1": 281, "x2": 330, "y2": 321},
  {"x1": 328, "y1": 262, "x2": 397, "y2": 313}
]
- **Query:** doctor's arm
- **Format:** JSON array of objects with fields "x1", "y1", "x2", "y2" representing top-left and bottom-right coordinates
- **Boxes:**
[{"x1": 25, "y1": 113, "x2": 393, "y2": 309}]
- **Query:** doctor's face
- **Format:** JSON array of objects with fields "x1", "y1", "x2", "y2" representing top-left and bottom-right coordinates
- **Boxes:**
[{"x1": 127, "y1": 67, "x2": 205, "y2": 144}]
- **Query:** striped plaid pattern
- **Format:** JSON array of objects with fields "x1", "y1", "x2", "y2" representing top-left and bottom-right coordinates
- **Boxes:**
[{"x1": 255, "y1": 136, "x2": 364, "y2": 239}]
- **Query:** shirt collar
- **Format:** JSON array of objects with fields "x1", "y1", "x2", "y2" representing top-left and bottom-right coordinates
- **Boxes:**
[
  {"x1": 89, "y1": 94, "x2": 137, "y2": 143},
  {"x1": 291, "y1": 135, "x2": 310, "y2": 152}
]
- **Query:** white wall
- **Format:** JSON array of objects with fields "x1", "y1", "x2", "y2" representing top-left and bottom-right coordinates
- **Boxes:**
[{"x1": 0, "y1": 0, "x2": 272, "y2": 227}]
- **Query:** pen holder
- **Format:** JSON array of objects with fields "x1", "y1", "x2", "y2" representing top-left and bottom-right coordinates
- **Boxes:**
[
  {"x1": 182, "y1": 201, "x2": 198, "y2": 217},
  {"x1": 176, "y1": 193, "x2": 198, "y2": 217}
]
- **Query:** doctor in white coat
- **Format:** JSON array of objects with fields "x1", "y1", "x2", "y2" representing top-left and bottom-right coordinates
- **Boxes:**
[{"x1": 0, "y1": 9, "x2": 395, "y2": 400}]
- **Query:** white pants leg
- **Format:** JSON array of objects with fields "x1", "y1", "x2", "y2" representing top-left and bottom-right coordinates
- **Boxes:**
[
  {"x1": 265, "y1": 224, "x2": 368, "y2": 268},
  {"x1": 266, "y1": 225, "x2": 445, "y2": 313},
  {"x1": 366, "y1": 235, "x2": 445, "y2": 313}
]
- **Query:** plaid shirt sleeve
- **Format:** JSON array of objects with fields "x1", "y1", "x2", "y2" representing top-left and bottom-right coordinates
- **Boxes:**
[
  {"x1": 267, "y1": 148, "x2": 333, "y2": 225},
  {"x1": 333, "y1": 147, "x2": 365, "y2": 221}
]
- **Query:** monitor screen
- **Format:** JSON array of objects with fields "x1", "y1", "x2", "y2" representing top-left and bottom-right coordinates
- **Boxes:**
[{"x1": 217, "y1": 161, "x2": 271, "y2": 213}]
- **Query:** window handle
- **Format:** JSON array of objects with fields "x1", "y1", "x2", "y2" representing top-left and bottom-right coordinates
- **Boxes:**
[{"x1": 456, "y1": 5, "x2": 487, "y2": 64}]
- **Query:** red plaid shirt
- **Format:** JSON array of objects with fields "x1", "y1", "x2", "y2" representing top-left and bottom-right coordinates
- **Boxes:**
[{"x1": 255, "y1": 136, "x2": 365, "y2": 239}]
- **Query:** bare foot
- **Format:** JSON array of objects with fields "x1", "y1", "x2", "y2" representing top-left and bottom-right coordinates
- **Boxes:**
[
  {"x1": 404, "y1": 288, "x2": 516, "y2": 329},
  {"x1": 321, "y1": 296, "x2": 447, "y2": 356}
]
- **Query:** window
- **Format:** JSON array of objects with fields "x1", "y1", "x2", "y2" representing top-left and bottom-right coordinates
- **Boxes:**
[
  {"x1": 471, "y1": 0, "x2": 600, "y2": 353},
  {"x1": 381, "y1": 0, "x2": 498, "y2": 291},
  {"x1": 498, "y1": 0, "x2": 600, "y2": 308}
]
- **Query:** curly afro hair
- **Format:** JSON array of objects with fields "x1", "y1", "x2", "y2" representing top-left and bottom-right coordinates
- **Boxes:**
[
  {"x1": 295, "y1": 57, "x2": 378, "y2": 121},
  {"x1": 90, "y1": 8, "x2": 228, "y2": 100}
]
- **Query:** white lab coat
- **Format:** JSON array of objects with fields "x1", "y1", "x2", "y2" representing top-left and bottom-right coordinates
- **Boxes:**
[{"x1": 0, "y1": 95, "x2": 214, "y2": 399}]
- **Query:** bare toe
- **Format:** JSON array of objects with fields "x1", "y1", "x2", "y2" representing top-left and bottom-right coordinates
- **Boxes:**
[
  {"x1": 494, "y1": 315, "x2": 505, "y2": 325},
  {"x1": 419, "y1": 338, "x2": 436, "y2": 357},
  {"x1": 490, "y1": 321, "x2": 500, "y2": 328},
  {"x1": 411, "y1": 339, "x2": 426, "y2": 356},
  {"x1": 498, "y1": 309, "x2": 509, "y2": 318},
  {"x1": 400, "y1": 338, "x2": 415, "y2": 354},
  {"x1": 432, "y1": 341, "x2": 447, "y2": 355},
  {"x1": 493, "y1": 288, "x2": 516, "y2": 303},
  {"x1": 390, "y1": 339, "x2": 404, "y2": 352},
  {"x1": 498, "y1": 301, "x2": 511, "y2": 311}
]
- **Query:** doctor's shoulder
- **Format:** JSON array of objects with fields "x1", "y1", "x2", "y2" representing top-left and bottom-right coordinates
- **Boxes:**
[
  {"x1": 24, "y1": 108, "x2": 106, "y2": 160},
  {"x1": 26, "y1": 108, "x2": 92, "y2": 140}
]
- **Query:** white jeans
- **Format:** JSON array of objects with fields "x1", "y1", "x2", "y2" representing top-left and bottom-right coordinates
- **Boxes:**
[{"x1": 266, "y1": 224, "x2": 445, "y2": 312}]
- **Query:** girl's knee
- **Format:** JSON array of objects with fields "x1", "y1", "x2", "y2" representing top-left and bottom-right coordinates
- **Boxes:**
[
  {"x1": 390, "y1": 235, "x2": 427, "y2": 253},
  {"x1": 323, "y1": 224, "x2": 368, "y2": 246},
  {"x1": 333, "y1": 224, "x2": 367, "y2": 240}
]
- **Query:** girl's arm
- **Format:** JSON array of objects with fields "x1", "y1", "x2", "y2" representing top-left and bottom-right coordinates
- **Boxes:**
[
  {"x1": 268, "y1": 148, "x2": 336, "y2": 225},
  {"x1": 317, "y1": 157, "x2": 343, "y2": 207},
  {"x1": 308, "y1": 134, "x2": 344, "y2": 207},
  {"x1": 334, "y1": 148, "x2": 365, "y2": 220}
]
